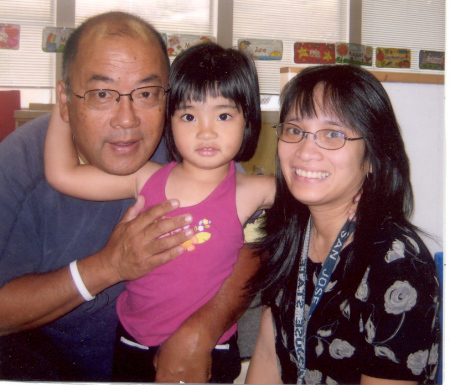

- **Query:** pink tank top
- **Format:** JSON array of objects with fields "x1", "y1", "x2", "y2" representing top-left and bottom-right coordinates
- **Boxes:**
[{"x1": 116, "y1": 162, "x2": 242, "y2": 346}]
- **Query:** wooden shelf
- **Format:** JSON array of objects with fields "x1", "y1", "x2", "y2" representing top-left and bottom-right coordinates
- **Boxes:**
[
  {"x1": 280, "y1": 67, "x2": 444, "y2": 86},
  {"x1": 14, "y1": 109, "x2": 51, "y2": 128}
]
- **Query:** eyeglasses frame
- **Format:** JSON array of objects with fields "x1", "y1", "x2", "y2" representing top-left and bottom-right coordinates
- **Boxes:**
[
  {"x1": 72, "y1": 86, "x2": 171, "y2": 110},
  {"x1": 273, "y1": 123, "x2": 364, "y2": 150}
]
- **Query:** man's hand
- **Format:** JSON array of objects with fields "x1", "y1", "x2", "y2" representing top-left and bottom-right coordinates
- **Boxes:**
[{"x1": 86, "y1": 196, "x2": 194, "y2": 290}]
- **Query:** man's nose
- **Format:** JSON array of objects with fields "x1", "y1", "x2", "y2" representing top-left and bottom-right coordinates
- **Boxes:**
[{"x1": 111, "y1": 95, "x2": 140, "y2": 129}]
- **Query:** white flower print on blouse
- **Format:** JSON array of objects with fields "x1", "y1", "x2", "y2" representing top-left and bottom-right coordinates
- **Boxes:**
[
  {"x1": 304, "y1": 369, "x2": 322, "y2": 384},
  {"x1": 384, "y1": 280, "x2": 417, "y2": 315},
  {"x1": 315, "y1": 339, "x2": 324, "y2": 357},
  {"x1": 374, "y1": 346, "x2": 400, "y2": 363},
  {"x1": 428, "y1": 343, "x2": 439, "y2": 365},
  {"x1": 355, "y1": 266, "x2": 370, "y2": 301},
  {"x1": 385, "y1": 239, "x2": 405, "y2": 263},
  {"x1": 317, "y1": 320, "x2": 338, "y2": 338},
  {"x1": 329, "y1": 339, "x2": 355, "y2": 359},
  {"x1": 340, "y1": 299, "x2": 350, "y2": 320},
  {"x1": 365, "y1": 316, "x2": 376, "y2": 343},
  {"x1": 325, "y1": 376, "x2": 338, "y2": 385},
  {"x1": 325, "y1": 280, "x2": 337, "y2": 293},
  {"x1": 407, "y1": 350, "x2": 429, "y2": 375}
]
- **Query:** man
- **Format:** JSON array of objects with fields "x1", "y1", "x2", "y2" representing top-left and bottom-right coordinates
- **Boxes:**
[{"x1": 0, "y1": 12, "x2": 256, "y2": 382}]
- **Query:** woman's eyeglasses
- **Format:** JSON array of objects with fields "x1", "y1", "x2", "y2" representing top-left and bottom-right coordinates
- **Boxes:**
[{"x1": 274, "y1": 123, "x2": 363, "y2": 150}]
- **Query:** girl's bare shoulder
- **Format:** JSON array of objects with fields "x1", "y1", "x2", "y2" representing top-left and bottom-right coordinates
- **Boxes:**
[{"x1": 236, "y1": 172, "x2": 275, "y2": 210}]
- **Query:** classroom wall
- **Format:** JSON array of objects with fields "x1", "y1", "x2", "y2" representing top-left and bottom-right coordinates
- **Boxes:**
[{"x1": 383, "y1": 82, "x2": 444, "y2": 256}]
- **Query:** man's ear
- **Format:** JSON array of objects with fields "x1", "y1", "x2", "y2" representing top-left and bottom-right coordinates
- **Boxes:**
[{"x1": 57, "y1": 80, "x2": 70, "y2": 123}]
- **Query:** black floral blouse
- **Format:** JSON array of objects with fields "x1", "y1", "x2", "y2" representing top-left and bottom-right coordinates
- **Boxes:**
[{"x1": 270, "y1": 223, "x2": 441, "y2": 384}]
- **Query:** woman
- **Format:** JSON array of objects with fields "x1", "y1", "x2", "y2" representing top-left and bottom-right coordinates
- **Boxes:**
[{"x1": 246, "y1": 65, "x2": 440, "y2": 384}]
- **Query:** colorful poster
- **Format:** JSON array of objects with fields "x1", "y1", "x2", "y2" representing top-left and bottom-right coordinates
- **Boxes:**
[
  {"x1": 419, "y1": 50, "x2": 444, "y2": 71},
  {"x1": 376, "y1": 47, "x2": 411, "y2": 68},
  {"x1": 42, "y1": 27, "x2": 74, "y2": 52},
  {"x1": 294, "y1": 42, "x2": 335, "y2": 64},
  {"x1": 166, "y1": 34, "x2": 215, "y2": 56},
  {"x1": 238, "y1": 39, "x2": 283, "y2": 60},
  {"x1": 335, "y1": 43, "x2": 372, "y2": 66},
  {"x1": 0, "y1": 24, "x2": 20, "y2": 50}
]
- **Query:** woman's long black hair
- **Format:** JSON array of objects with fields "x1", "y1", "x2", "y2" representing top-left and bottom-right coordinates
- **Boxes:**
[{"x1": 251, "y1": 64, "x2": 415, "y2": 312}]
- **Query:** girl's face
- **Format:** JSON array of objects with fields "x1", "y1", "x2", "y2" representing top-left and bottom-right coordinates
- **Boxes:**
[
  {"x1": 278, "y1": 105, "x2": 369, "y2": 212},
  {"x1": 171, "y1": 95, "x2": 246, "y2": 170}
]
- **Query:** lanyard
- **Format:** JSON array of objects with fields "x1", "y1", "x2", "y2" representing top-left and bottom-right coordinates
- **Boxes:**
[{"x1": 294, "y1": 218, "x2": 355, "y2": 382}]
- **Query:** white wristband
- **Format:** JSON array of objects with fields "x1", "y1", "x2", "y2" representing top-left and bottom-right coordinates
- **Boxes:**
[{"x1": 69, "y1": 260, "x2": 95, "y2": 301}]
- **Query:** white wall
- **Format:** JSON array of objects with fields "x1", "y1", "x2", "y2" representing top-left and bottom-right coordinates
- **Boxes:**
[{"x1": 383, "y1": 82, "x2": 444, "y2": 256}]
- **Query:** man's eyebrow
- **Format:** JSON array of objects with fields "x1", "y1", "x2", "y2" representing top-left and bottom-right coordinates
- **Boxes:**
[
  {"x1": 87, "y1": 74, "x2": 113, "y2": 84},
  {"x1": 86, "y1": 74, "x2": 162, "y2": 86},
  {"x1": 139, "y1": 75, "x2": 162, "y2": 85}
]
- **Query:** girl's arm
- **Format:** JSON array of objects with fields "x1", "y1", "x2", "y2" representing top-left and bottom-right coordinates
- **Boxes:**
[
  {"x1": 245, "y1": 306, "x2": 282, "y2": 384},
  {"x1": 236, "y1": 173, "x2": 275, "y2": 225},
  {"x1": 44, "y1": 104, "x2": 155, "y2": 201}
]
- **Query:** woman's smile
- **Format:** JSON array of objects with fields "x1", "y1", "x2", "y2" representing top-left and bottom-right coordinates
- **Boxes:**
[{"x1": 294, "y1": 167, "x2": 330, "y2": 180}]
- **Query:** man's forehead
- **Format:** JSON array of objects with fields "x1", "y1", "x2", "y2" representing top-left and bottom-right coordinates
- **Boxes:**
[
  {"x1": 82, "y1": 22, "x2": 156, "y2": 46},
  {"x1": 68, "y1": 20, "x2": 168, "y2": 87}
]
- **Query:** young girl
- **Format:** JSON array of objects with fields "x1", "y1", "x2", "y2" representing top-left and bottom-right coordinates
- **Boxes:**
[{"x1": 45, "y1": 42, "x2": 274, "y2": 383}]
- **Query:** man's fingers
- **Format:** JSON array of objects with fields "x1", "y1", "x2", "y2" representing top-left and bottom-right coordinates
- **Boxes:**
[
  {"x1": 147, "y1": 226, "x2": 193, "y2": 259},
  {"x1": 139, "y1": 199, "x2": 180, "y2": 223},
  {"x1": 143, "y1": 212, "x2": 193, "y2": 240}
]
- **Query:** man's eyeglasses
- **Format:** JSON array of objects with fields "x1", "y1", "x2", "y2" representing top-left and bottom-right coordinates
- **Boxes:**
[
  {"x1": 73, "y1": 86, "x2": 170, "y2": 111},
  {"x1": 274, "y1": 123, "x2": 364, "y2": 150}
]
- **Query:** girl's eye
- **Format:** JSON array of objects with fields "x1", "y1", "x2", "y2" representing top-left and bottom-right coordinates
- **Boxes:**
[
  {"x1": 218, "y1": 113, "x2": 231, "y2": 121},
  {"x1": 181, "y1": 114, "x2": 195, "y2": 122}
]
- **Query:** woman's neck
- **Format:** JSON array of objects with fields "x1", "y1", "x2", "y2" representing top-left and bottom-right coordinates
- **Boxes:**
[{"x1": 309, "y1": 206, "x2": 354, "y2": 263}]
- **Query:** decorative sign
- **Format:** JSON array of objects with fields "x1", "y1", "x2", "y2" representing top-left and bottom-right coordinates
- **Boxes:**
[
  {"x1": 419, "y1": 50, "x2": 444, "y2": 71},
  {"x1": 42, "y1": 27, "x2": 74, "y2": 52},
  {"x1": 294, "y1": 42, "x2": 335, "y2": 64},
  {"x1": 0, "y1": 24, "x2": 20, "y2": 50},
  {"x1": 238, "y1": 39, "x2": 283, "y2": 60},
  {"x1": 166, "y1": 34, "x2": 215, "y2": 56},
  {"x1": 335, "y1": 43, "x2": 372, "y2": 66},
  {"x1": 376, "y1": 47, "x2": 411, "y2": 68}
]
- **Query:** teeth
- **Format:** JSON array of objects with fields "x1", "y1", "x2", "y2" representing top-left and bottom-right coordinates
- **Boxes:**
[{"x1": 295, "y1": 168, "x2": 329, "y2": 179}]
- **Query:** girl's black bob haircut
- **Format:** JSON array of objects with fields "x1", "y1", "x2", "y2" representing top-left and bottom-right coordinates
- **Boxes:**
[{"x1": 165, "y1": 42, "x2": 261, "y2": 163}]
